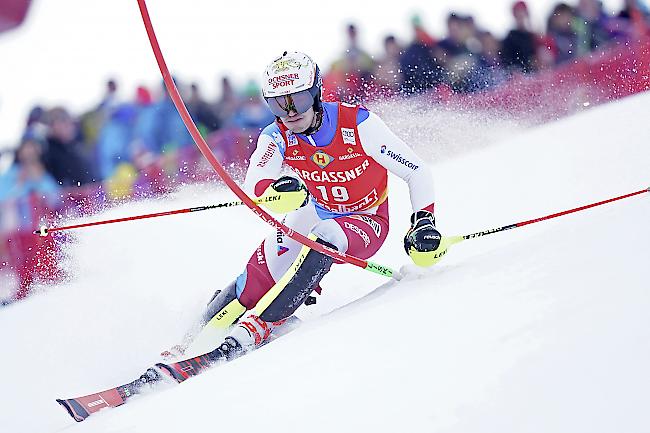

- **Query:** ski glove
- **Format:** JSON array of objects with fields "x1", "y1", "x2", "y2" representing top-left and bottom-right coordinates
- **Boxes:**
[
  {"x1": 404, "y1": 210, "x2": 443, "y2": 267},
  {"x1": 260, "y1": 176, "x2": 310, "y2": 214}
]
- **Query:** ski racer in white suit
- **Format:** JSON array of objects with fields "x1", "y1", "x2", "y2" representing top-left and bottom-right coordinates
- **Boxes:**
[{"x1": 174, "y1": 52, "x2": 443, "y2": 361}]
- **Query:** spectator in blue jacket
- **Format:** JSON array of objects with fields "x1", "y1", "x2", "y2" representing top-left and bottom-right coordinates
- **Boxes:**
[
  {"x1": 152, "y1": 79, "x2": 194, "y2": 153},
  {"x1": 0, "y1": 134, "x2": 60, "y2": 231},
  {"x1": 231, "y1": 81, "x2": 275, "y2": 130},
  {"x1": 95, "y1": 104, "x2": 137, "y2": 180}
]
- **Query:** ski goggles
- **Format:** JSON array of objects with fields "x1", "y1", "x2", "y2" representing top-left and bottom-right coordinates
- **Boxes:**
[{"x1": 265, "y1": 90, "x2": 314, "y2": 118}]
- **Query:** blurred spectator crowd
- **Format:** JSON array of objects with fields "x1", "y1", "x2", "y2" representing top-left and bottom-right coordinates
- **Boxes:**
[
  {"x1": 327, "y1": 0, "x2": 650, "y2": 98},
  {"x1": 1, "y1": 0, "x2": 649, "y2": 304}
]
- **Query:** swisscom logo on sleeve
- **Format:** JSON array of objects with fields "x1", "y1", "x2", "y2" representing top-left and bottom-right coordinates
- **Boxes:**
[{"x1": 380, "y1": 145, "x2": 419, "y2": 170}]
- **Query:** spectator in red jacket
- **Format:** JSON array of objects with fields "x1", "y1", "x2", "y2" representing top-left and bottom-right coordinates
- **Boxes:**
[
  {"x1": 618, "y1": 0, "x2": 650, "y2": 20},
  {"x1": 617, "y1": 0, "x2": 650, "y2": 37},
  {"x1": 0, "y1": 134, "x2": 62, "y2": 302}
]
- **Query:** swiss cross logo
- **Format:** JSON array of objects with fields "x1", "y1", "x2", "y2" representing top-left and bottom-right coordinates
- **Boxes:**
[
  {"x1": 341, "y1": 128, "x2": 356, "y2": 145},
  {"x1": 287, "y1": 132, "x2": 298, "y2": 147},
  {"x1": 311, "y1": 151, "x2": 334, "y2": 169}
]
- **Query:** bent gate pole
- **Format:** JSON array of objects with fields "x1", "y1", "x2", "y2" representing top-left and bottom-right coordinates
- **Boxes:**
[{"x1": 136, "y1": 0, "x2": 395, "y2": 278}]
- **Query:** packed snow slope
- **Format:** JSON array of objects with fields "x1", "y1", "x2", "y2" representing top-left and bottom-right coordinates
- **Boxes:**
[{"x1": 1, "y1": 92, "x2": 649, "y2": 433}]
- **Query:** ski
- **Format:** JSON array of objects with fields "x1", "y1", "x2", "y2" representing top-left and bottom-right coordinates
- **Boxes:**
[
  {"x1": 56, "y1": 316, "x2": 302, "y2": 422},
  {"x1": 56, "y1": 348, "x2": 225, "y2": 422}
]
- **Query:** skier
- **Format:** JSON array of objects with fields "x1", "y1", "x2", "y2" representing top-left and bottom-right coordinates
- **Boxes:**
[{"x1": 173, "y1": 51, "x2": 443, "y2": 360}]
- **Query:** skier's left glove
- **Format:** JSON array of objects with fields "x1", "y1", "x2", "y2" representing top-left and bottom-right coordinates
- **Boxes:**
[
  {"x1": 404, "y1": 210, "x2": 444, "y2": 267},
  {"x1": 260, "y1": 176, "x2": 310, "y2": 214}
]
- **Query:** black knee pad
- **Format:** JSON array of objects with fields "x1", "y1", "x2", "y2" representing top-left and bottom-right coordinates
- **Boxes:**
[{"x1": 260, "y1": 238, "x2": 336, "y2": 322}]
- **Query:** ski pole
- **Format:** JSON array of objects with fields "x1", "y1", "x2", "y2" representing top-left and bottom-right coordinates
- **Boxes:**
[
  {"x1": 429, "y1": 186, "x2": 650, "y2": 264},
  {"x1": 34, "y1": 194, "x2": 284, "y2": 237}
]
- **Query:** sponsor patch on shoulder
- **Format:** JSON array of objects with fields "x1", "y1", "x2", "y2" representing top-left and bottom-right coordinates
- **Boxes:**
[{"x1": 341, "y1": 128, "x2": 356, "y2": 145}]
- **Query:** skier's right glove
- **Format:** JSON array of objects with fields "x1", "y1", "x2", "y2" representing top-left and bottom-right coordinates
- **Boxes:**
[
  {"x1": 404, "y1": 210, "x2": 444, "y2": 267},
  {"x1": 260, "y1": 175, "x2": 310, "y2": 214}
]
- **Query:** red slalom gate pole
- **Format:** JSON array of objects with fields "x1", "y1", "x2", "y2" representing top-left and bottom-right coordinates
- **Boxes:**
[
  {"x1": 35, "y1": 207, "x2": 202, "y2": 237},
  {"x1": 136, "y1": 0, "x2": 395, "y2": 278},
  {"x1": 461, "y1": 186, "x2": 650, "y2": 240},
  {"x1": 32, "y1": 195, "x2": 283, "y2": 237},
  {"x1": 432, "y1": 186, "x2": 650, "y2": 261}
]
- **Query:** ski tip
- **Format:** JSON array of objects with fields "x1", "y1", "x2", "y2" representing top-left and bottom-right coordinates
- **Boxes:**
[{"x1": 56, "y1": 398, "x2": 88, "y2": 422}]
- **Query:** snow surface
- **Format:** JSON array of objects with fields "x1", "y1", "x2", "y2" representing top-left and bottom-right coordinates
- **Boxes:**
[{"x1": 1, "y1": 92, "x2": 649, "y2": 433}]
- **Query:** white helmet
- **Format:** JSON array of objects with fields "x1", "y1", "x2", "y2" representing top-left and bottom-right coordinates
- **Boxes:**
[{"x1": 262, "y1": 51, "x2": 322, "y2": 117}]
